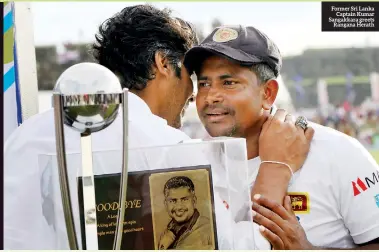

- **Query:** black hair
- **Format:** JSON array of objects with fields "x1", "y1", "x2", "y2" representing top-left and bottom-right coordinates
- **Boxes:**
[
  {"x1": 164, "y1": 176, "x2": 195, "y2": 195},
  {"x1": 92, "y1": 4, "x2": 198, "y2": 90}
]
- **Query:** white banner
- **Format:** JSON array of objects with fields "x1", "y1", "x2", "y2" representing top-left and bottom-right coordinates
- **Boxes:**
[
  {"x1": 317, "y1": 78, "x2": 329, "y2": 116},
  {"x1": 370, "y1": 72, "x2": 379, "y2": 102}
]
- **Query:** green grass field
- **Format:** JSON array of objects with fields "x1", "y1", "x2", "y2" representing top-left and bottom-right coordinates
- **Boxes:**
[{"x1": 370, "y1": 149, "x2": 379, "y2": 164}]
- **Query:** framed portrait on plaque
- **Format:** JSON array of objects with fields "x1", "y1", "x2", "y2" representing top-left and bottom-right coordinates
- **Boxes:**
[
  {"x1": 149, "y1": 168, "x2": 216, "y2": 250},
  {"x1": 77, "y1": 165, "x2": 217, "y2": 250}
]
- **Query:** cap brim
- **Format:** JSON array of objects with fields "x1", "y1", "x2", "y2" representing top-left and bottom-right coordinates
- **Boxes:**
[{"x1": 184, "y1": 43, "x2": 263, "y2": 74}]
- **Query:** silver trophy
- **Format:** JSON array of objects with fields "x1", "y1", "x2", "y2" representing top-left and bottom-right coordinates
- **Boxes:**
[{"x1": 52, "y1": 62, "x2": 129, "y2": 250}]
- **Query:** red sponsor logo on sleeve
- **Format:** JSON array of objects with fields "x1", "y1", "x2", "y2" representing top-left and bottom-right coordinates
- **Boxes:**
[{"x1": 352, "y1": 171, "x2": 379, "y2": 196}]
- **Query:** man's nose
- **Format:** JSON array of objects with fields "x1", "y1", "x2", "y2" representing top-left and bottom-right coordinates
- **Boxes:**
[
  {"x1": 205, "y1": 87, "x2": 224, "y2": 105},
  {"x1": 173, "y1": 203, "x2": 185, "y2": 209}
]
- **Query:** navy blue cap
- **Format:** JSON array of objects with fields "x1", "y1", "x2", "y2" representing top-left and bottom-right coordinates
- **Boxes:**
[{"x1": 184, "y1": 25, "x2": 282, "y2": 77}]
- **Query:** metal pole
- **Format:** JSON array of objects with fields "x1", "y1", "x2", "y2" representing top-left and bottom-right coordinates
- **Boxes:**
[
  {"x1": 80, "y1": 133, "x2": 99, "y2": 250},
  {"x1": 113, "y1": 89, "x2": 129, "y2": 250}
]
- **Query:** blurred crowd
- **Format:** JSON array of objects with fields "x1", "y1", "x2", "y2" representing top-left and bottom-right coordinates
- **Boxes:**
[{"x1": 312, "y1": 102, "x2": 379, "y2": 148}]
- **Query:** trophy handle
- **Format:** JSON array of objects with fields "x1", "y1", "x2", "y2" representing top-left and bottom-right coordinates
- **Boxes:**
[
  {"x1": 113, "y1": 89, "x2": 129, "y2": 250},
  {"x1": 53, "y1": 94, "x2": 79, "y2": 250}
]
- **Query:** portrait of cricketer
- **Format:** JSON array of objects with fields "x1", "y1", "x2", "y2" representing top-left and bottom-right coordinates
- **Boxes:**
[{"x1": 158, "y1": 176, "x2": 213, "y2": 250}]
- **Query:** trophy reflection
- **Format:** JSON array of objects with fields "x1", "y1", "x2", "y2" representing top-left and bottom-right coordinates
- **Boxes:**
[{"x1": 52, "y1": 62, "x2": 129, "y2": 250}]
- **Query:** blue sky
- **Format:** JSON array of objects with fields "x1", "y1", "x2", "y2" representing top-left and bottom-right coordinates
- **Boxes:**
[{"x1": 30, "y1": 1, "x2": 379, "y2": 56}]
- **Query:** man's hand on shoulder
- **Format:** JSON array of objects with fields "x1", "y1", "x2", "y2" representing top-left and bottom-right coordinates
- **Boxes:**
[
  {"x1": 259, "y1": 109, "x2": 314, "y2": 173},
  {"x1": 252, "y1": 109, "x2": 315, "y2": 204}
]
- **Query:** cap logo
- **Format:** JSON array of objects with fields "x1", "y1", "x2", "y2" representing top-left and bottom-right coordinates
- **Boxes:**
[{"x1": 212, "y1": 27, "x2": 238, "y2": 43}]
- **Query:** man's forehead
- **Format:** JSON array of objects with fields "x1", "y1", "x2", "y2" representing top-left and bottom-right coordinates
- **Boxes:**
[
  {"x1": 198, "y1": 63, "x2": 240, "y2": 78},
  {"x1": 166, "y1": 187, "x2": 192, "y2": 196}
]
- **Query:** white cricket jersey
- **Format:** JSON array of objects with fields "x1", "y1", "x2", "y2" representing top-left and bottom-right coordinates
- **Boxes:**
[
  {"x1": 4, "y1": 92, "x2": 268, "y2": 250},
  {"x1": 248, "y1": 123, "x2": 379, "y2": 248}
]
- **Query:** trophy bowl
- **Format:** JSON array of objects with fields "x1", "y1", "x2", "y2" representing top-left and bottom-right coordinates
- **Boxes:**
[{"x1": 54, "y1": 62, "x2": 122, "y2": 134}]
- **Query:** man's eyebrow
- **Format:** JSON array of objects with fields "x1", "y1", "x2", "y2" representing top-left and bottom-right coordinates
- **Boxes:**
[
  {"x1": 198, "y1": 76, "x2": 208, "y2": 81},
  {"x1": 219, "y1": 74, "x2": 233, "y2": 80},
  {"x1": 198, "y1": 74, "x2": 234, "y2": 81}
]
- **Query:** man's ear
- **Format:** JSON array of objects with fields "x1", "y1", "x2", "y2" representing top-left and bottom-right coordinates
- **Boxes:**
[
  {"x1": 193, "y1": 195, "x2": 197, "y2": 205},
  {"x1": 154, "y1": 51, "x2": 171, "y2": 78},
  {"x1": 262, "y1": 79, "x2": 279, "y2": 110}
]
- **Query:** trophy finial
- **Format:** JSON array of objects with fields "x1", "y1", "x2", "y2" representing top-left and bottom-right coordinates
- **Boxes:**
[{"x1": 54, "y1": 62, "x2": 123, "y2": 134}]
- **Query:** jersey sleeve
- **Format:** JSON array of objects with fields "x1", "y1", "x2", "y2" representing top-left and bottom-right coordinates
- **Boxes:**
[{"x1": 335, "y1": 137, "x2": 379, "y2": 245}]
